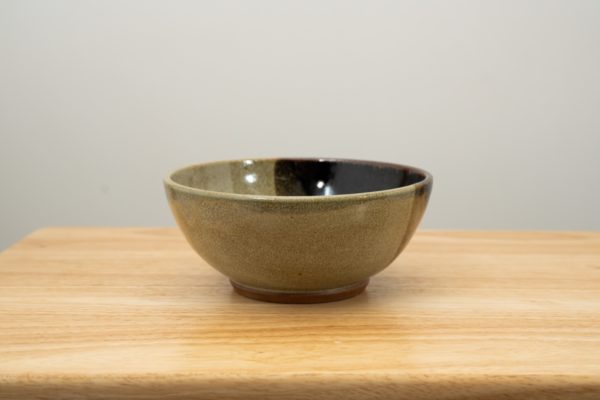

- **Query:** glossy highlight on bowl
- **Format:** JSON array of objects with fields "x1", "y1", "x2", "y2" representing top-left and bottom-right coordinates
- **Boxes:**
[{"x1": 164, "y1": 158, "x2": 432, "y2": 303}]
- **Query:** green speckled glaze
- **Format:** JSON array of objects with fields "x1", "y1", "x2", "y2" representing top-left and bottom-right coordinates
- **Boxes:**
[{"x1": 164, "y1": 158, "x2": 432, "y2": 303}]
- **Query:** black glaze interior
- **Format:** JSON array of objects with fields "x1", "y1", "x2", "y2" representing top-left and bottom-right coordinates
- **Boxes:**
[{"x1": 273, "y1": 159, "x2": 426, "y2": 196}]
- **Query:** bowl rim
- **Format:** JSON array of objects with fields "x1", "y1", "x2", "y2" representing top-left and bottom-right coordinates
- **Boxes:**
[{"x1": 164, "y1": 157, "x2": 433, "y2": 202}]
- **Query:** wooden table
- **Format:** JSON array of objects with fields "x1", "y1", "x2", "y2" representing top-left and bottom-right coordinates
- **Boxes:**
[{"x1": 1, "y1": 228, "x2": 599, "y2": 399}]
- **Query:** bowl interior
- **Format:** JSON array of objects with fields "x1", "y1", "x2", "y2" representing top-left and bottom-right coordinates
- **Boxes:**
[{"x1": 170, "y1": 159, "x2": 427, "y2": 197}]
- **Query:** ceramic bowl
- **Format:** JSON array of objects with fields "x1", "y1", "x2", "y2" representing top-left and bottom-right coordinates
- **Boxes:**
[{"x1": 164, "y1": 158, "x2": 432, "y2": 303}]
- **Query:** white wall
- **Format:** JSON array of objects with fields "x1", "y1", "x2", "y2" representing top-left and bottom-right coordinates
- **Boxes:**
[{"x1": 1, "y1": 0, "x2": 599, "y2": 250}]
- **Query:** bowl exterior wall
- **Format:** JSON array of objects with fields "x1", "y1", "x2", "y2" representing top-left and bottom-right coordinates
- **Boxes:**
[{"x1": 165, "y1": 185, "x2": 431, "y2": 291}]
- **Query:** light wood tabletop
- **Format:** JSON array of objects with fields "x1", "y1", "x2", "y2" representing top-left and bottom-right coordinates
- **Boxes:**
[{"x1": 0, "y1": 228, "x2": 599, "y2": 399}]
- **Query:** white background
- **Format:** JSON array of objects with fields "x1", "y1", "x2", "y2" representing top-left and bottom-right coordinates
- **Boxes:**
[{"x1": 1, "y1": 0, "x2": 599, "y2": 249}]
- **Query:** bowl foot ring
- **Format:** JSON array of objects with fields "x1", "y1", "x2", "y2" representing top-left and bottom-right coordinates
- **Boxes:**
[{"x1": 230, "y1": 279, "x2": 369, "y2": 304}]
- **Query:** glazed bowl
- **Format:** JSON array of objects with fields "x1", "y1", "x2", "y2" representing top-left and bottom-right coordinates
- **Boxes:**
[{"x1": 164, "y1": 158, "x2": 432, "y2": 303}]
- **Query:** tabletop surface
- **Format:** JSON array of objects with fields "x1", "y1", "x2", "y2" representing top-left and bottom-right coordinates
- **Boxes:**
[{"x1": 0, "y1": 228, "x2": 599, "y2": 399}]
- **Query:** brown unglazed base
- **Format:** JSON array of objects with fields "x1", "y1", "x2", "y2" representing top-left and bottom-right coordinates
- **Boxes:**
[{"x1": 230, "y1": 280, "x2": 369, "y2": 304}]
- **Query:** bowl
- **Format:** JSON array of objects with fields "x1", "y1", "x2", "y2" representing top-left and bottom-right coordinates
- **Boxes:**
[{"x1": 164, "y1": 158, "x2": 432, "y2": 303}]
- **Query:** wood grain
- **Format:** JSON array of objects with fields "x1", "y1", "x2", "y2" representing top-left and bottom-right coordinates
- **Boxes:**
[{"x1": 1, "y1": 228, "x2": 599, "y2": 399}]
